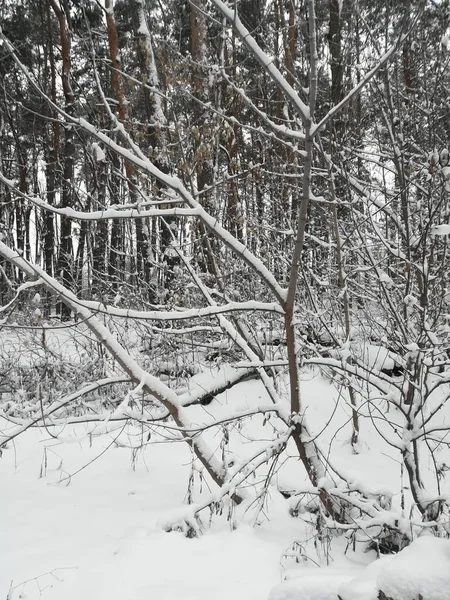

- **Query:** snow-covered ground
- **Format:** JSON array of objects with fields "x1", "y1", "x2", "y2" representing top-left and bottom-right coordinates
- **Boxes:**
[
  {"x1": 1, "y1": 420, "x2": 287, "y2": 600},
  {"x1": 2, "y1": 342, "x2": 450, "y2": 600}
]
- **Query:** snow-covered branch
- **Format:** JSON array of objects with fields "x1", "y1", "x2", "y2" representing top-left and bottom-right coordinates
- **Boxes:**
[
  {"x1": 209, "y1": 0, "x2": 310, "y2": 125},
  {"x1": 0, "y1": 376, "x2": 130, "y2": 445},
  {"x1": 78, "y1": 300, "x2": 285, "y2": 321}
]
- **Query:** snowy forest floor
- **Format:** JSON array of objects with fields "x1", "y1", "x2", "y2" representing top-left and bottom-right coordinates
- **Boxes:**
[
  {"x1": 1, "y1": 377, "x2": 370, "y2": 600},
  {"x1": 2, "y1": 420, "x2": 291, "y2": 600},
  {"x1": 2, "y1": 325, "x2": 450, "y2": 600}
]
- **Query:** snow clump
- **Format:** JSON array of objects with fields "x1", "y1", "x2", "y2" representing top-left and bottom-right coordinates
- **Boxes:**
[{"x1": 269, "y1": 536, "x2": 450, "y2": 600}]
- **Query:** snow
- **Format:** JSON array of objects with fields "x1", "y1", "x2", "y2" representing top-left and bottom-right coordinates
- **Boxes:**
[
  {"x1": 361, "y1": 344, "x2": 401, "y2": 373},
  {"x1": 312, "y1": 38, "x2": 403, "y2": 135},
  {"x1": 79, "y1": 299, "x2": 284, "y2": 322},
  {"x1": 21, "y1": 192, "x2": 201, "y2": 221},
  {"x1": 442, "y1": 166, "x2": 450, "y2": 179},
  {"x1": 3, "y1": 361, "x2": 450, "y2": 600},
  {"x1": 337, "y1": 555, "x2": 391, "y2": 600},
  {"x1": 92, "y1": 142, "x2": 105, "y2": 162},
  {"x1": 270, "y1": 538, "x2": 450, "y2": 600},
  {"x1": 0, "y1": 37, "x2": 286, "y2": 303},
  {"x1": 2, "y1": 319, "x2": 450, "y2": 600},
  {"x1": 136, "y1": 0, "x2": 166, "y2": 125},
  {"x1": 0, "y1": 426, "x2": 280, "y2": 600},
  {"x1": 75, "y1": 119, "x2": 288, "y2": 301},
  {"x1": 378, "y1": 271, "x2": 393, "y2": 287},
  {"x1": 209, "y1": 0, "x2": 310, "y2": 124},
  {"x1": 376, "y1": 537, "x2": 450, "y2": 600},
  {"x1": 269, "y1": 570, "x2": 356, "y2": 600},
  {"x1": 432, "y1": 224, "x2": 450, "y2": 236},
  {"x1": 338, "y1": 537, "x2": 450, "y2": 600}
]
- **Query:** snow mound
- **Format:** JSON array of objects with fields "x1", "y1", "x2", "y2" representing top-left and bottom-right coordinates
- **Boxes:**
[
  {"x1": 376, "y1": 536, "x2": 450, "y2": 600},
  {"x1": 269, "y1": 537, "x2": 450, "y2": 600},
  {"x1": 361, "y1": 344, "x2": 401, "y2": 373},
  {"x1": 339, "y1": 536, "x2": 450, "y2": 600},
  {"x1": 337, "y1": 555, "x2": 392, "y2": 600}
]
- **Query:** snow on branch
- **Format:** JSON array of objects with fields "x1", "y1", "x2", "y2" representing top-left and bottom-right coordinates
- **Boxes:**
[
  {"x1": 218, "y1": 68, "x2": 306, "y2": 143},
  {"x1": 166, "y1": 228, "x2": 285, "y2": 409},
  {"x1": 0, "y1": 175, "x2": 199, "y2": 220},
  {"x1": 79, "y1": 299, "x2": 285, "y2": 321},
  {"x1": 0, "y1": 376, "x2": 130, "y2": 446},
  {"x1": 160, "y1": 429, "x2": 294, "y2": 531},
  {"x1": 209, "y1": 0, "x2": 310, "y2": 125},
  {"x1": 0, "y1": 279, "x2": 43, "y2": 314},
  {"x1": 312, "y1": 14, "x2": 423, "y2": 136}
]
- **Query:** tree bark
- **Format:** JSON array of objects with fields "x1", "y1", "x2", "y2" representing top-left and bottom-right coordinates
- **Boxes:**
[{"x1": 49, "y1": 0, "x2": 75, "y2": 318}]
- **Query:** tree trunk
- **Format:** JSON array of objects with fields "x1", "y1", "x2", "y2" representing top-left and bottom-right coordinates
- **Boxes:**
[
  {"x1": 105, "y1": 0, "x2": 138, "y2": 292},
  {"x1": 49, "y1": 0, "x2": 75, "y2": 318}
]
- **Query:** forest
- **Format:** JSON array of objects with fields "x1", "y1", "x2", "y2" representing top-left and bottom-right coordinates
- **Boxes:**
[{"x1": 1, "y1": 0, "x2": 450, "y2": 599}]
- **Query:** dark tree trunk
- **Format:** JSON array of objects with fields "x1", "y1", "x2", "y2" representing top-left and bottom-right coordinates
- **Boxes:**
[{"x1": 49, "y1": 0, "x2": 75, "y2": 318}]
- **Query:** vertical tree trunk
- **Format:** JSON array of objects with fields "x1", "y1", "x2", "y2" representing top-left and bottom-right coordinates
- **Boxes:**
[
  {"x1": 221, "y1": 24, "x2": 243, "y2": 243},
  {"x1": 190, "y1": 0, "x2": 218, "y2": 276},
  {"x1": 105, "y1": 0, "x2": 137, "y2": 290},
  {"x1": 131, "y1": 0, "x2": 173, "y2": 298},
  {"x1": 15, "y1": 156, "x2": 27, "y2": 261},
  {"x1": 108, "y1": 152, "x2": 124, "y2": 287},
  {"x1": 49, "y1": 0, "x2": 75, "y2": 318},
  {"x1": 328, "y1": 0, "x2": 345, "y2": 122},
  {"x1": 43, "y1": 0, "x2": 59, "y2": 281},
  {"x1": 92, "y1": 142, "x2": 108, "y2": 289}
]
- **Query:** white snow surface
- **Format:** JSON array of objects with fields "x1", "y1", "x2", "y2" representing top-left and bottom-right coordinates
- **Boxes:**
[
  {"x1": 269, "y1": 566, "x2": 359, "y2": 600},
  {"x1": 376, "y1": 536, "x2": 450, "y2": 600},
  {"x1": 1, "y1": 423, "x2": 284, "y2": 600},
  {"x1": 360, "y1": 344, "x2": 401, "y2": 372},
  {"x1": 2, "y1": 353, "x2": 450, "y2": 600},
  {"x1": 337, "y1": 555, "x2": 392, "y2": 600},
  {"x1": 432, "y1": 224, "x2": 450, "y2": 235},
  {"x1": 272, "y1": 537, "x2": 450, "y2": 600}
]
